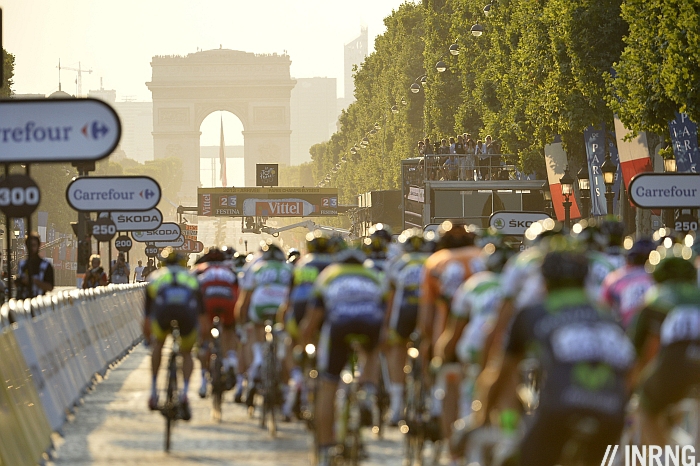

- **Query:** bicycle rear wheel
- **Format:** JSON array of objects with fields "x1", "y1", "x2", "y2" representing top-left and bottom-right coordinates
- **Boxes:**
[
  {"x1": 211, "y1": 354, "x2": 223, "y2": 421},
  {"x1": 164, "y1": 353, "x2": 178, "y2": 452},
  {"x1": 262, "y1": 343, "x2": 278, "y2": 437}
]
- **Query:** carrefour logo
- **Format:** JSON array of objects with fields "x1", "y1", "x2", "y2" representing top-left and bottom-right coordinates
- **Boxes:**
[{"x1": 81, "y1": 121, "x2": 110, "y2": 140}]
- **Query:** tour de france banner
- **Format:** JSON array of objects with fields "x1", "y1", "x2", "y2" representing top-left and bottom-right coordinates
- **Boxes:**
[
  {"x1": 198, "y1": 187, "x2": 339, "y2": 217},
  {"x1": 544, "y1": 136, "x2": 581, "y2": 222},
  {"x1": 613, "y1": 114, "x2": 653, "y2": 189},
  {"x1": 584, "y1": 125, "x2": 623, "y2": 216},
  {"x1": 669, "y1": 112, "x2": 700, "y2": 173}
]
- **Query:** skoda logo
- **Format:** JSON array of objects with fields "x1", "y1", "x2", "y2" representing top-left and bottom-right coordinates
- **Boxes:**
[{"x1": 494, "y1": 218, "x2": 505, "y2": 229}]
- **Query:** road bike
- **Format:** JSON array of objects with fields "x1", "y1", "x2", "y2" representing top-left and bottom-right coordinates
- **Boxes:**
[
  {"x1": 159, "y1": 320, "x2": 183, "y2": 452},
  {"x1": 259, "y1": 320, "x2": 283, "y2": 437},
  {"x1": 209, "y1": 316, "x2": 226, "y2": 422},
  {"x1": 400, "y1": 338, "x2": 428, "y2": 466}
]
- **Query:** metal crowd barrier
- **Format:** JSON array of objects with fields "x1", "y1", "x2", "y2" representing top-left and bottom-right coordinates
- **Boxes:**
[
  {"x1": 422, "y1": 153, "x2": 516, "y2": 182},
  {"x1": 0, "y1": 284, "x2": 146, "y2": 466}
]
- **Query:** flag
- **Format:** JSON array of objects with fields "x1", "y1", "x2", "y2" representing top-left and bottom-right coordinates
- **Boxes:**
[
  {"x1": 668, "y1": 112, "x2": 700, "y2": 173},
  {"x1": 614, "y1": 115, "x2": 653, "y2": 190},
  {"x1": 219, "y1": 115, "x2": 227, "y2": 187},
  {"x1": 544, "y1": 137, "x2": 581, "y2": 222}
]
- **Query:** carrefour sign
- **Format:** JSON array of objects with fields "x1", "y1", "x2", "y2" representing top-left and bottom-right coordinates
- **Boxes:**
[
  {"x1": 66, "y1": 176, "x2": 161, "y2": 212},
  {"x1": 0, "y1": 98, "x2": 121, "y2": 163},
  {"x1": 489, "y1": 211, "x2": 551, "y2": 236},
  {"x1": 629, "y1": 173, "x2": 700, "y2": 208}
]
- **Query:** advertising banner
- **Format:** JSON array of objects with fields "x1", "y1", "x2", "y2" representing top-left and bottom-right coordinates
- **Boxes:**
[
  {"x1": 669, "y1": 112, "x2": 699, "y2": 173},
  {"x1": 131, "y1": 223, "x2": 182, "y2": 242},
  {"x1": 584, "y1": 125, "x2": 622, "y2": 215},
  {"x1": 256, "y1": 164, "x2": 279, "y2": 187},
  {"x1": 182, "y1": 223, "x2": 198, "y2": 241},
  {"x1": 198, "y1": 187, "x2": 339, "y2": 217},
  {"x1": 489, "y1": 211, "x2": 551, "y2": 236},
  {"x1": 66, "y1": 176, "x2": 161, "y2": 212},
  {"x1": 110, "y1": 208, "x2": 163, "y2": 232},
  {"x1": 628, "y1": 173, "x2": 700, "y2": 208}
]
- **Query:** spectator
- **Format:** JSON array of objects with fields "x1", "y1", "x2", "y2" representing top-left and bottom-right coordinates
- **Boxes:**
[
  {"x1": 476, "y1": 139, "x2": 488, "y2": 179},
  {"x1": 134, "y1": 260, "x2": 146, "y2": 283},
  {"x1": 110, "y1": 252, "x2": 130, "y2": 284},
  {"x1": 83, "y1": 255, "x2": 108, "y2": 288},
  {"x1": 454, "y1": 135, "x2": 467, "y2": 180},
  {"x1": 465, "y1": 134, "x2": 476, "y2": 180},
  {"x1": 16, "y1": 232, "x2": 54, "y2": 299},
  {"x1": 423, "y1": 137, "x2": 434, "y2": 155},
  {"x1": 417, "y1": 140, "x2": 425, "y2": 156},
  {"x1": 143, "y1": 259, "x2": 156, "y2": 280}
]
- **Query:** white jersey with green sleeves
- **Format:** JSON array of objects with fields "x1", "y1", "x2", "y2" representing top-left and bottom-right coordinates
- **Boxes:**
[
  {"x1": 241, "y1": 259, "x2": 293, "y2": 323},
  {"x1": 586, "y1": 251, "x2": 625, "y2": 303},
  {"x1": 452, "y1": 270, "x2": 505, "y2": 364}
]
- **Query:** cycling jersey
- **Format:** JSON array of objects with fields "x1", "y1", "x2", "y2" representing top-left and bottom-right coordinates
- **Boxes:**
[
  {"x1": 386, "y1": 251, "x2": 429, "y2": 340},
  {"x1": 631, "y1": 282, "x2": 700, "y2": 414},
  {"x1": 507, "y1": 288, "x2": 634, "y2": 415},
  {"x1": 599, "y1": 265, "x2": 654, "y2": 328},
  {"x1": 286, "y1": 253, "x2": 332, "y2": 334},
  {"x1": 499, "y1": 246, "x2": 546, "y2": 311},
  {"x1": 451, "y1": 270, "x2": 504, "y2": 364},
  {"x1": 585, "y1": 251, "x2": 625, "y2": 303},
  {"x1": 240, "y1": 260, "x2": 292, "y2": 323},
  {"x1": 310, "y1": 263, "x2": 386, "y2": 378},
  {"x1": 195, "y1": 262, "x2": 239, "y2": 326}
]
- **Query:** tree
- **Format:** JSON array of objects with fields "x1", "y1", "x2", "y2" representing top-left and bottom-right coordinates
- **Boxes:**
[{"x1": 1, "y1": 48, "x2": 14, "y2": 97}]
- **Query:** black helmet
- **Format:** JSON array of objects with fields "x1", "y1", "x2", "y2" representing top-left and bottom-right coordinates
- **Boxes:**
[
  {"x1": 369, "y1": 223, "x2": 393, "y2": 244},
  {"x1": 625, "y1": 237, "x2": 655, "y2": 266},
  {"x1": 232, "y1": 251, "x2": 247, "y2": 269},
  {"x1": 306, "y1": 230, "x2": 331, "y2": 254},
  {"x1": 398, "y1": 228, "x2": 426, "y2": 253},
  {"x1": 482, "y1": 242, "x2": 516, "y2": 273},
  {"x1": 541, "y1": 249, "x2": 589, "y2": 289},
  {"x1": 328, "y1": 234, "x2": 348, "y2": 254},
  {"x1": 648, "y1": 245, "x2": 697, "y2": 283},
  {"x1": 435, "y1": 221, "x2": 477, "y2": 251},
  {"x1": 221, "y1": 246, "x2": 236, "y2": 260},
  {"x1": 335, "y1": 247, "x2": 366, "y2": 264},
  {"x1": 287, "y1": 248, "x2": 301, "y2": 264},
  {"x1": 260, "y1": 240, "x2": 286, "y2": 261},
  {"x1": 204, "y1": 247, "x2": 225, "y2": 263},
  {"x1": 600, "y1": 217, "x2": 625, "y2": 247}
]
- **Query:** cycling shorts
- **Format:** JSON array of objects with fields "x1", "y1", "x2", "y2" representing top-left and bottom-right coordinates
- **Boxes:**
[
  {"x1": 389, "y1": 303, "x2": 419, "y2": 341},
  {"x1": 283, "y1": 300, "x2": 308, "y2": 340},
  {"x1": 640, "y1": 342, "x2": 700, "y2": 415},
  {"x1": 204, "y1": 297, "x2": 236, "y2": 327},
  {"x1": 151, "y1": 319, "x2": 198, "y2": 353},
  {"x1": 519, "y1": 408, "x2": 624, "y2": 466},
  {"x1": 317, "y1": 316, "x2": 382, "y2": 380}
]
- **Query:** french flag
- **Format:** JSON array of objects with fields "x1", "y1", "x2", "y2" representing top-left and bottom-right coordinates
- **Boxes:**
[
  {"x1": 613, "y1": 115, "x2": 653, "y2": 189},
  {"x1": 544, "y1": 138, "x2": 581, "y2": 222}
]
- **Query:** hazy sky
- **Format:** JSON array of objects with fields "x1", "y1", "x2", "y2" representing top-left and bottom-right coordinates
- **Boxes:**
[{"x1": 3, "y1": 0, "x2": 408, "y2": 101}]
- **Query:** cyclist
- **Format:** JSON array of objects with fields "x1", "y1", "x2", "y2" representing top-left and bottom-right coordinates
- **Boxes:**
[
  {"x1": 144, "y1": 251, "x2": 204, "y2": 421},
  {"x1": 300, "y1": 245, "x2": 386, "y2": 466},
  {"x1": 235, "y1": 240, "x2": 293, "y2": 405},
  {"x1": 573, "y1": 218, "x2": 626, "y2": 302},
  {"x1": 193, "y1": 247, "x2": 240, "y2": 398},
  {"x1": 383, "y1": 228, "x2": 434, "y2": 425},
  {"x1": 599, "y1": 237, "x2": 656, "y2": 328},
  {"x1": 279, "y1": 230, "x2": 334, "y2": 421},
  {"x1": 363, "y1": 223, "x2": 392, "y2": 274},
  {"x1": 628, "y1": 245, "x2": 700, "y2": 446},
  {"x1": 483, "y1": 243, "x2": 634, "y2": 465},
  {"x1": 417, "y1": 220, "x2": 481, "y2": 443}
]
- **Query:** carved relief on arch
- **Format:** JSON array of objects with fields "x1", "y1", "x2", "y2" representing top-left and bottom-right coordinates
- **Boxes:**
[{"x1": 159, "y1": 107, "x2": 190, "y2": 125}]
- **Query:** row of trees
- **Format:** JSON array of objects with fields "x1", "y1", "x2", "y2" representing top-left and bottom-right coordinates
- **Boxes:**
[{"x1": 310, "y1": 0, "x2": 699, "y2": 203}]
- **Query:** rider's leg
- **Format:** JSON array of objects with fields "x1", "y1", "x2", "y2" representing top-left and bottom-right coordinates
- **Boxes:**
[
  {"x1": 222, "y1": 325, "x2": 239, "y2": 370},
  {"x1": 438, "y1": 363, "x2": 462, "y2": 445},
  {"x1": 316, "y1": 377, "x2": 339, "y2": 449},
  {"x1": 151, "y1": 339, "x2": 165, "y2": 398},
  {"x1": 248, "y1": 324, "x2": 265, "y2": 382},
  {"x1": 386, "y1": 340, "x2": 406, "y2": 423}
]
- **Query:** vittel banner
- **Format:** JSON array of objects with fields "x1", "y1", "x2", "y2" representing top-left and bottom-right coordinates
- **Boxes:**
[
  {"x1": 131, "y1": 223, "x2": 182, "y2": 242},
  {"x1": 197, "y1": 187, "x2": 339, "y2": 217},
  {"x1": 0, "y1": 98, "x2": 121, "y2": 163},
  {"x1": 66, "y1": 176, "x2": 161, "y2": 212},
  {"x1": 110, "y1": 208, "x2": 163, "y2": 232}
]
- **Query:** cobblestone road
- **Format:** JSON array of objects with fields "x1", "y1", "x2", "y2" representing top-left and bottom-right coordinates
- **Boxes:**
[{"x1": 49, "y1": 343, "x2": 447, "y2": 465}]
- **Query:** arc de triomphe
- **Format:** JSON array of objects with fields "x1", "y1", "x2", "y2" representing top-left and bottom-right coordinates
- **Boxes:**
[{"x1": 146, "y1": 49, "x2": 296, "y2": 202}]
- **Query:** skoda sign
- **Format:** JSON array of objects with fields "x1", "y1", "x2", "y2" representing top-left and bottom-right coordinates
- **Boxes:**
[
  {"x1": 489, "y1": 211, "x2": 551, "y2": 236},
  {"x1": 66, "y1": 176, "x2": 161, "y2": 212},
  {"x1": 0, "y1": 98, "x2": 121, "y2": 163},
  {"x1": 132, "y1": 223, "x2": 182, "y2": 242},
  {"x1": 629, "y1": 173, "x2": 700, "y2": 208},
  {"x1": 155, "y1": 236, "x2": 185, "y2": 248},
  {"x1": 110, "y1": 208, "x2": 163, "y2": 232}
]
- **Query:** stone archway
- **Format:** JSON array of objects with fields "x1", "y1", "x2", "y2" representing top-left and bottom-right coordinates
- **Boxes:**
[{"x1": 147, "y1": 49, "x2": 296, "y2": 203}]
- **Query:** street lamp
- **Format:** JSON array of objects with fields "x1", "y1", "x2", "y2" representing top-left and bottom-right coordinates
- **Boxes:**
[
  {"x1": 436, "y1": 60, "x2": 447, "y2": 73},
  {"x1": 483, "y1": 3, "x2": 492, "y2": 16},
  {"x1": 663, "y1": 153, "x2": 677, "y2": 227},
  {"x1": 471, "y1": 23, "x2": 484, "y2": 37},
  {"x1": 577, "y1": 165, "x2": 591, "y2": 219},
  {"x1": 560, "y1": 166, "x2": 574, "y2": 228},
  {"x1": 664, "y1": 155, "x2": 677, "y2": 173},
  {"x1": 601, "y1": 151, "x2": 616, "y2": 215},
  {"x1": 410, "y1": 83, "x2": 421, "y2": 94},
  {"x1": 449, "y1": 42, "x2": 459, "y2": 56},
  {"x1": 391, "y1": 105, "x2": 399, "y2": 114}
]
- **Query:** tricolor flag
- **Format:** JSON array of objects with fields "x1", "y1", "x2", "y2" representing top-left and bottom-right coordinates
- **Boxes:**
[
  {"x1": 614, "y1": 115, "x2": 653, "y2": 189},
  {"x1": 219, "y1": 116, "x2": 227, "y2": 187},
  {"x1": 544, "y1": 137, "x2": 581, "y2": 222}
]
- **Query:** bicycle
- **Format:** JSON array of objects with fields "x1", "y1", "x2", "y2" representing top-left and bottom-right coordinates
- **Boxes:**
[
  {"x1": 400, "y1": 339, "x2": 428, "y2": 466},
  {"x1": 259, "y1": 320, "x2": 283, "y2": 437},
  {"x1": 209, "y1": 316, "x2": 225, "y2": 422},
  {"x1": 159, "y1": 320, "x2": 183, "y2": 453}
]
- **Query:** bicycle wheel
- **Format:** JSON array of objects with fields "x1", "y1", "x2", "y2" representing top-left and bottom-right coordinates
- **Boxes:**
[
  {"x1": 164, "y1": 353, "x2": 178, "y2": 452},
  {"x1": 263, "y1": 342, "x2": 278, "y2": 437},
  {"x1": 211, "y1": 354, "x2": 223, "y2": 422}
]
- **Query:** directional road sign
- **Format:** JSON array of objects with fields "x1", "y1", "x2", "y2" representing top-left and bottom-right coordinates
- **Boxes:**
[
  {"x1": 110, "y1": 208, "x2": 163, "y2": 232},
  {"x1": 489, "y1": 211, "x2": 551, "y2": 236},
  {"x1": 132, "y1": 223, "x2": 181, "y2": 242},
  {"x1": 0, "y1": 174, "x2": 41, "y2": 218},
  {"x1": 0, "y1": 98, "x2": 121, "y2": 163},
  {"x1": 154, "y1": 236, "x2": 185, "y2": 248},
  {"x1": 629, "y1": 173, "x2": 700, "y2": 208},
  {"x1": 66, "y1": 176, "x2": 161, "y2": 212}
]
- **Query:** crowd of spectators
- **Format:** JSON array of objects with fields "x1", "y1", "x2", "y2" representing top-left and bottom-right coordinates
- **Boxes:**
[{"x1": 417, "y1": 133, "x2": 508, "y2": 181}]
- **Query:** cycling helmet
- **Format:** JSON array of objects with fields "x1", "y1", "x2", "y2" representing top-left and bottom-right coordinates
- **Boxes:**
[
  {"x1": 625, "y1": 237, "x2": 655, "y2": 266},
  {"x1": 482, "y1": 241, "x2": 516, "y2": 273},
  {"x1": 287, "y1": 248, "x2": 301, "y2": 264},
  {"x1": 541, "y1": 249, "x2": 589, "y2": 289},
  {"x1": 260, "y1": 240, "x2": 286, "y2": 261},
  {"x1": 524, "y1": 218, "x2": 567, "y2": 247},
  {"x1": 162, "y1": 250, "x2": 188, "y2": 267},
  {"x1": 423, "y1": 230, "x2": 438, "y2": 253},
  {"x1": 398, "y1": 228, "x2": 426, "y2": 253},
  {"x1": 306, "y1": 230, "x2": 331, "y2": 254},
  {"x1": 335, "y1": 246, "x2": 366, "y2": 264},
  {"x1": 435, "y1": 221, "x2": 477, "y2": 251},
  {"x1": 328, "y1": 234, "x2": 348, "y2": 254},
  {"x1": 647, "y1": 244, "x2": 697, "y2": 283},
  {"x1": 368, "y1": 223, "x2": 393, "y2": 244},
  {"x1": 204, "y1": 247, "x2": 226, "y2": 263},
  {"x1": 599, "y1": 217, "x2": 625, "y2": 247},
  {"x1": 232, "y1": 252, "x2": 247, "y2": 270},
  {"x1": 221, "y1": 246, "x2": 236, "y2": 260}
]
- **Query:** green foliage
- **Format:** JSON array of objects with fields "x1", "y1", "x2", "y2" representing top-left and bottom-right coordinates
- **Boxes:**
[{"x1": 1, "y1": 48, "x2": 14, "y2": 97}]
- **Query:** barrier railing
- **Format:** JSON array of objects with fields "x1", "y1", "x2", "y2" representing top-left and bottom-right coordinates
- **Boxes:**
[{"x1": 0, "y1": 284, "x2": 145, "y2": 466}]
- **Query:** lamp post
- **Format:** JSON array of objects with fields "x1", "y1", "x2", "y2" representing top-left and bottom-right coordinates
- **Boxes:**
[
  {"x1": 663, "y1": 154, "x2": 677, "y2": 227},
  {"x1": 601, "y1": 151, "x2": 616, "y2": 216},
  {"x1": 560, "y1": 166, "x2": 574, "y2": 229},
  {"x1": 577, "y1": 165, "x2": 590, "y2": 220}
]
